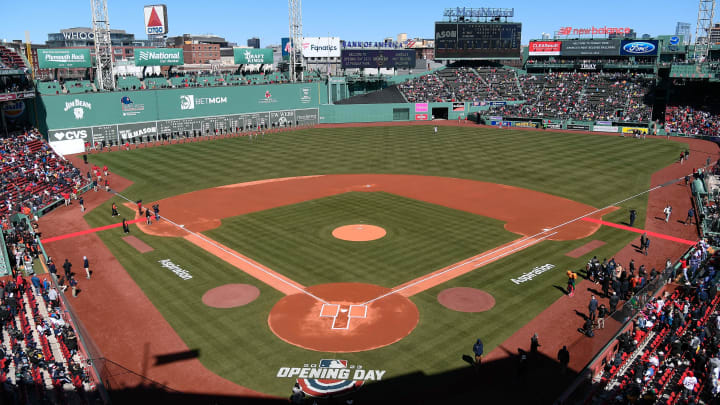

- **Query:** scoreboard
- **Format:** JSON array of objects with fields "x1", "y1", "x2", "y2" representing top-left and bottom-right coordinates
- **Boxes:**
[{"x1": 435, "y1": 22, "x2": 522, "y2": 59}]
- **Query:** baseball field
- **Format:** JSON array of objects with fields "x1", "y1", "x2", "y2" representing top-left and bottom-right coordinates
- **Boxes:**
[{"x1": 66, "y1": 125, "x2": 685, "y2": 399}]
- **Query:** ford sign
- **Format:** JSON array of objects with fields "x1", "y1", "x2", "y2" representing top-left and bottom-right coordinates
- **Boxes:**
[
  {"x1": 669, "y1": 36, "x2": 680, "y2": 45},
  {"x1": 620, "y1": 40, "x2": 658, "y2": 56}
]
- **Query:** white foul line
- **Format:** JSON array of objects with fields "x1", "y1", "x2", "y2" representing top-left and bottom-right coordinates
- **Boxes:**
[
  {"x1": 114, "y1": 192, "x2": 330, "y2": 304},
  {"x1": 362, "y1": 232, "x2": 558, "y2": 306}
]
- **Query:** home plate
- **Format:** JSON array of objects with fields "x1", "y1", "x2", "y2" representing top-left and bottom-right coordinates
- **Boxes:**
[{"x1": 340, "y1": 308, "x2": 348, "y2": 313}]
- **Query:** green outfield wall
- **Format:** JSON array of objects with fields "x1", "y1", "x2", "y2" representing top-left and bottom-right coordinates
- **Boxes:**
[{"x1": 38, "y1": 82, "x2": 326, "y2": 146}]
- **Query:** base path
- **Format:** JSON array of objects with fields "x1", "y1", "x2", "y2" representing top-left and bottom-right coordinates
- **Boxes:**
[{"x1": 134, "y1": 174, "x2": 611, "y2": 242}]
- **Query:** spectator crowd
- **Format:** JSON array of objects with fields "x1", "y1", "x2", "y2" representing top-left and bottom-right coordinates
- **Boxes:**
[{"x1": 588, "y1": 241, "x2": 720, "y2": 404}]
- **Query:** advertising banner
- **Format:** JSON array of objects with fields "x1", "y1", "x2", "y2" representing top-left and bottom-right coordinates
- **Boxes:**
[
  {"x1": 528, "y1": 41, "x2": 562, "y2": 56},
  {"x1": 134, "y1": 48, "x2": 183, "y2": 66},
  {"x1": 452, "y1": 102, "x2": 465, "y2": 112},
  {"x1": 622, "y1": 127, "x2": 648, "y2": 134},
  {"x1": 301, "y1": 37, "x2": 341, "y2": 58},
  {"x1": 38, "y1": 49, "x2": 91, "y2": 69},
  {"x1": 560, "y1": 40, "x2": 620, "y2": 56},
  {"x1": 117, "y1": 122, "x2": 158, "y2": 141},
  {"x1": 619, "y1": 40, "x2": 659, "y2": 56},
  {"x1": 144, "y1": 5, "x2": 168, "y2": 35},
  {"x1": 281, "y1": 37, "x2": 291, "y2": 60},
  {"x1": 545, "y1": 122, "x2": 562, "y2": 129},
  {"x1": 234, "y1": 48, "x2": 274, "y2": 64},
  {"x1": 415, "y1": 114, "x2": 428, "y2": 120},
  {"x1": 593, "y1": 126, "x2": 619, "y2": 133},
  {"x1": 415, "y1": 103, "x2": 428, "y2": 112},
  {"x1": 340, "y1": 50, "x2": 416, "y2": 69},
  {"x1": 566, "y1": 124, "x2": 590, "y2": 131}
]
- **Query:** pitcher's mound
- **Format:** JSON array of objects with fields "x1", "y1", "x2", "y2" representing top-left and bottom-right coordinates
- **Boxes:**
[
  {"x1": 332, "y1": 224, "x2": 386, "y2": 241},
  {"x1": 438, "y1": 287, "x2": 495, "y2": 313},
  {"x1": 202, "y1": 284, "x2": 260, "y2": 308}
]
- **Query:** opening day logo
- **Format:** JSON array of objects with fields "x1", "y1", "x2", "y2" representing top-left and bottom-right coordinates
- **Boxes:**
[{"x1": 277, "y1": 359, "x2": 386, "y2": 396}]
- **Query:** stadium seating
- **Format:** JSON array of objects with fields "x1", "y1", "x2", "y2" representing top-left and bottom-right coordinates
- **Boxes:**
[
  {"x1": 485, "y1": 72, "x2": 654, "y2": 122},
  {"x1": 397, "y1": 67, "x2": 522, "y2": 103},
  {"x1": 0, "y1": 130, "x2": 88, "y2": 222},
  {"x1": 36, "y1": 82, "x2": 62, "y2": 96},
  {"x1": 63, "y1": 80, "x2": 94, "y2": 94},
  {"x1": 142, "y1": 77, "x2": 168, "y2": 89},
  {"x1": 665, "y1": 106, "x2": 720, "y2": 136},
  {"x1": 116, "y1": 76, "x2": 142, "y2": 91},
  {"x1": 587, "y1": 244, "x2": 720, "y2": 404},
  {"x1": 0, "y1": 46, "x2": 27, "y2": 70}
]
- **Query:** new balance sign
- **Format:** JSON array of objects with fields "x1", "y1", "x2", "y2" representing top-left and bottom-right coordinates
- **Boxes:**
[{"x1": 134, "y1": 48, "x2": 183, "y2": 66}]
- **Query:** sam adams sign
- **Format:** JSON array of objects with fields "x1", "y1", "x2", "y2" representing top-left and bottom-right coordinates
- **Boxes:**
[{"x1": 134, "y1": 48, "x2": 183, "y2": 66}]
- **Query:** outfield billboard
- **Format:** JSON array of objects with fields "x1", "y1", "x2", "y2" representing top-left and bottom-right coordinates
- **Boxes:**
[
  {"x1": 37, "y1": 49, "x2": 92, "y2": 69},
  {"x1": 560, "y1": 40, "x2": 620, "y2": 56},
  {"x1": 144, "y1": 4, "x2": 168, "y2": 35},
  {"x1": 134, "y1": 48, "x2": 183, "y2": 66},
  {"x1": 340, "y1": 50, "x2": 416, "y2": 69},
  {"x1": 528, "y1": 41, "x2": 562, "y2": 56},
  {"x1": 619, "y1": 40, "x2": 658, "y2": 56},
  {"x1": 301, "y1": 37, "x2": 341, "y2": 58},
  {"x1": 281, "y1": 37, "x2": 291, "y2": 60},
  {"x1": 234, "y1": 48, "x2": 274, "y2": 64}
]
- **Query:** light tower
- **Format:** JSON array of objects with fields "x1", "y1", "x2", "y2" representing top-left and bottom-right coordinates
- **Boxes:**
[
  {"x1": 694, "y1": 0, "x2": 716, "y2": 60},
  {"x1": 91, "y1": 0, "x2": 115, "y2": 90},
  {"x1": 288, "y1": 0, "x2": 303, "y2": 82}
]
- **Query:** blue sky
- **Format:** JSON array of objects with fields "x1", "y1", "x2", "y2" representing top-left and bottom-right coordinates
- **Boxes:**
[{"x1": 1, "y1": 0, "x2": 698, "y2": 46}]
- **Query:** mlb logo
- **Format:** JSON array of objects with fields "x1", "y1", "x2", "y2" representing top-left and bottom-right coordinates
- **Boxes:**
[{"x1": 319, "y1": 359, "x2": 347, "y2": 368}]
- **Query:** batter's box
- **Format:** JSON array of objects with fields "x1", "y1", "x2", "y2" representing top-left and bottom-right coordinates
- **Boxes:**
[
  {"x1": 349, "y1": 304, "x2": 368, "y2": 318},
  {"x1": 319, "y1": 304, "x2": 340, "y2": 317}
]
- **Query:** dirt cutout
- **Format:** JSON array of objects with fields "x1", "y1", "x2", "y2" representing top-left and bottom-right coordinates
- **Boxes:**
[
  {"x1": 202, "y1": 284, "x2": 260, "y2": 308},
  {"x1": 332, "y1": 224, "x2": 387, "y2": 241},
  {"x1": 437, "y1": 287, "x2": 496, "y2": 312}
]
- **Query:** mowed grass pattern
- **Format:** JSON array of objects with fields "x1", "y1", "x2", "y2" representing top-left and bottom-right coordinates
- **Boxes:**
[
  {"x1": 82, "y1": 127, "x2": 687, "y2": 395},
  {"x1": 88, "y1": 126, "x2": 681, "y2": 208},
  {"x1": 204, "y1": 192, "x2": 517, "y2": 287}
]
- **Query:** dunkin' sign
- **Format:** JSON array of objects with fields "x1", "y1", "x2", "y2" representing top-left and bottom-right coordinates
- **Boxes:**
[{"x1": 529, "y1": 41, "x2": 562, "y2": 56}]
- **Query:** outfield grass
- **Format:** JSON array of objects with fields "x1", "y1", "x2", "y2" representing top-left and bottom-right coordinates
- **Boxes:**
[
  {"x1": 82, "y1": 127, "x2": 686, "y2": 395},
  {"x1": 204, "y1": 191, "x2": 517, "y2": 287}
]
